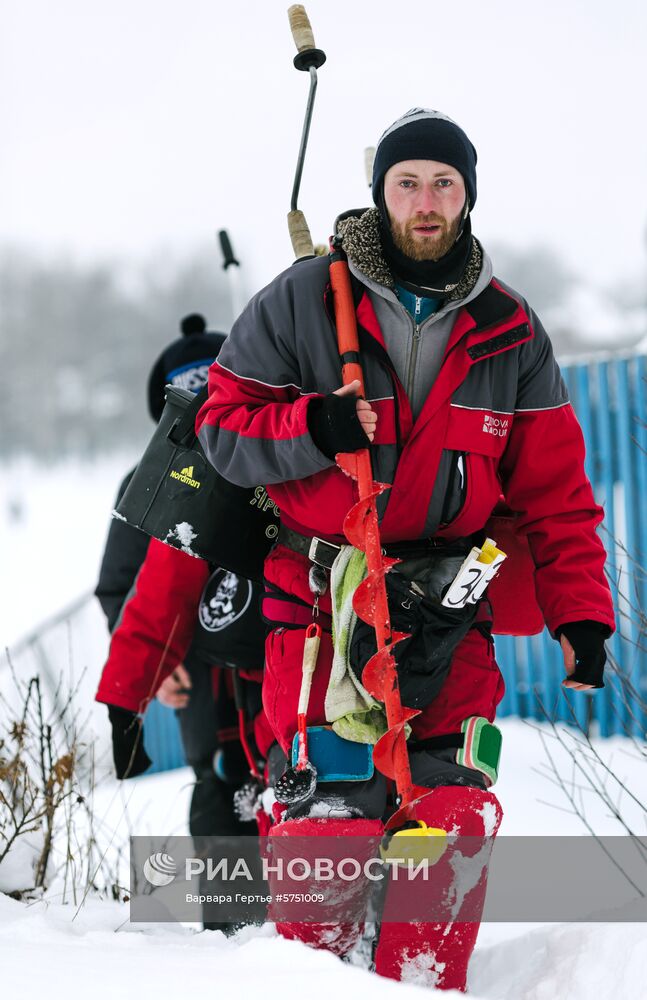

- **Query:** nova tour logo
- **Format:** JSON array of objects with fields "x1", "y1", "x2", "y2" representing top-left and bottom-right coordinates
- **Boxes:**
[
  {"x1": 143, "y1": 853, "x2": 177, "y2": 886},
  {"x1": 482, "y1": 413, "x2": 510, "y2": 438},
  {"x1": 199, "y1": 569, "x2": 252, "y2": 632}
]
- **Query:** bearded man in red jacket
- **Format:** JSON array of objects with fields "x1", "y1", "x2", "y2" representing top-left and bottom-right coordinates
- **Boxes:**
[{"x1": 196, "y1": 109, "x2": 615, "y2": 990}]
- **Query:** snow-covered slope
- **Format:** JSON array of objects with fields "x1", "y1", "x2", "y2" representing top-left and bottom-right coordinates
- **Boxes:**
[
  {"x1": 2, "y1": 860, "x2": 646, "y2": 1000},
  {"x1": 2, "y1": 718, "x2": 646, "y2": 1000}
]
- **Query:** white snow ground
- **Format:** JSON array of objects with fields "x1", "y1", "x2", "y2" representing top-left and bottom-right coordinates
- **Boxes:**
[
  {"x1": 1, "y1": 732, "x2": 646, "y2": 1000},
  {"x1": 1, "y1": 454, "x2": 138, "y2": 648},
  {"x1": 2, "y1": 457, "x2": 647, "y2": 998}
]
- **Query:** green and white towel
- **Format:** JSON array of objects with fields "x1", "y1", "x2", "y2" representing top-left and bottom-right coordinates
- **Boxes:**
[{"x1": 325, "y1": 544, "x2": 389, "y2": 744}]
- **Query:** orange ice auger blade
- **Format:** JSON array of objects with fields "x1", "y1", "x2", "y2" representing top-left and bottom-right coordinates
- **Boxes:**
[
  {"x1": 360, "y1": 636, "x2": 410, "y2": 699},
  {"x1": 352, "y1": 568, "x2": 402, "y2": 622},
  {"x1": 373, "y1": 713, "x2": 419, "y2": 779},
  {"x1": 328, "y1": 242, "x2": 419, "y2": 811},
  {"x1": 342, "y1": 483, "x2": 392, "y2": 549}
]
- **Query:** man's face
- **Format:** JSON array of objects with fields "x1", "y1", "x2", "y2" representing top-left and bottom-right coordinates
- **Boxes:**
[{"x1": 383, "y1": 159, "x2": 467, "y2": 261}]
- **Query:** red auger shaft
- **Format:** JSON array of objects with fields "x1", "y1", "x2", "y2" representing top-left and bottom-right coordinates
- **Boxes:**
[{"x1": 328, "y1": 250, "x2": 418, "y2": 809}]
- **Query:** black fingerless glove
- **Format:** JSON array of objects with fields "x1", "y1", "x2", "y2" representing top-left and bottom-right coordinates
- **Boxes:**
[
  {"x1": 107, "y1": 705, "x2": 152, "y2": 779},
  {"x1": 555, "y1": 620, "x2": 610, "y2": 689},
  {"x1": 307, "y1": 394, "x2": 371, "y2": 460}
]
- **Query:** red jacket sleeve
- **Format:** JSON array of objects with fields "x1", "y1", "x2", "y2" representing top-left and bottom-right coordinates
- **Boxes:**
[
  {"x1": 95, "y1": 538, "x2": 209, "y2": 713},
  {"x1": 497, "y1": 306, "x2": 615, "y2": 634},
  {"x1": 500, "y1": 405, "x2": 614, "y2": 634},
  {"x1": 195, "y1": 268, "x2": 334, "y2": 488}
]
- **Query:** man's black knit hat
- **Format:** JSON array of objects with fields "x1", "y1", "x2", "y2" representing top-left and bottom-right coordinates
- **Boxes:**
[
  {"x1": 147, "y1": 314, "x2": 226, "y2": 422},
  {"x1": 372, "y1": 108, "x2": 478, "y2": 210}
]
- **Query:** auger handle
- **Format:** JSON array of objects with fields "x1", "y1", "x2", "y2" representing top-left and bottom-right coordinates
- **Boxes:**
[
  {"x1": 288, "y1": 5, "x2": 326, "y2": 71},
  {"x1": 364, "y1": 147, "x2": 376, "y2": 188},
  {"x1": 329, "y1": 253, "x2": 366, "y2": 394},
  {"x1": 288, "y1": 209, "x2": 315, "y2": 261},
  {"x1": 285, "y1": 5, "x2": 326, "y2": 259},
  {"x1": 288, "y1": 4, "x2": 315, "y2": 51}
]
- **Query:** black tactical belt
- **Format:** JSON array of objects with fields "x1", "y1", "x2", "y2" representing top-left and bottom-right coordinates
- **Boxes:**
[
  {"x1": 408, "y1": 733, "x2": 465, "y2": 751},
  {"x1": 277, "y1": 525, "x2": 481, "y2": 570},
  {"x1": 278, "y1": 525, "x2": 342, "y2": 569}
]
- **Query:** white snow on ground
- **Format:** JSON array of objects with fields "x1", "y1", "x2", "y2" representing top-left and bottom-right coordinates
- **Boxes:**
[
  {"x1": 3, "y1": 886, "x2": 645, "y2": 1000},
  {"x1": 1, "y1": 720, "x2": 645, "y2": 1000},
  {"x1": 2, "y1": 457, "x2": 647, "y2": 998},
  {"x1": 0, "y1": 893, "x2": 438, "y2": 1000},
  {"x1": 0, "y1": 454, "x2": 137, "y2": 647},
  {"x1": 471, "y1": 914, "x2": 647, "y2": 999},
  {"x1": 495, "y1": 719, "x2": 647, "y2": 837}
]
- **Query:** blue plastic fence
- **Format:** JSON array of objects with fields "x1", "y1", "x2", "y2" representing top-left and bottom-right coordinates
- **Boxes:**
[
  {"x1": 495, "y1": 350, "x2": 647, "y2": 736},
  {"x1": 143, "y1": 350, "x2": 647, "y2": 771}
]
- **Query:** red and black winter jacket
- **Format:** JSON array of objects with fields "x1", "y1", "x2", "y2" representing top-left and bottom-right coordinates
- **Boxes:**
[
  {"x1": 96, "y1": 538, "x2": 210, "y2": 713},
  {"x1": 196, "y1": 253, "x2": 614, "y2": 637},
  {"x1": 95, "y1": 537, "x2": 275, "y2": 754}
]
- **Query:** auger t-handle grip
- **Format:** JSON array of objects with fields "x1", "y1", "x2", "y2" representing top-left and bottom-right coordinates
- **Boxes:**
[
  {"x1": 287, "y1": 4, "x2": 326, "y2": 70},
  {"x1": 286, "y1": 6, "x2": 326, "y2": 260}
]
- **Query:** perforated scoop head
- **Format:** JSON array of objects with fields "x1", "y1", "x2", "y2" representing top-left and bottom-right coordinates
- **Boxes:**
[{"x1": 274, "y1": 761, "x2": 317, "y2": 805}]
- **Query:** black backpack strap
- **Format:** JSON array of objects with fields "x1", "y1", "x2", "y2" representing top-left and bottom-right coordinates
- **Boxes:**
[
  {"x1": 408, "y1": 733, "x2": 465, "y2": 752},
  {"x1": 167, "y1": 384, "x2": 209, "y2": 447}
]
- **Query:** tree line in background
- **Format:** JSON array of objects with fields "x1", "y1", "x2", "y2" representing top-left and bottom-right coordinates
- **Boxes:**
[
  {"x1": 0, "y1": 246, "x2": 233, "y2": 460},
  {"x1": 0, "y1": 243, "x2": 644, "y2": 460}
]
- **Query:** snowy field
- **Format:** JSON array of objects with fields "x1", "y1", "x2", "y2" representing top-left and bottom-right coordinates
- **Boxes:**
[
  {"x1": 1, "y1": 454, "x2": 138, "y2": 648},
  {"x1": 1, "y1": 728, "x2": 646, "y2": 1000},
  {"x1": 2, "y1": 887, "x2": 644, "y2": 1000},
  {"x1": 1, "y1": 457, "x2": 647, "y2": 998}
]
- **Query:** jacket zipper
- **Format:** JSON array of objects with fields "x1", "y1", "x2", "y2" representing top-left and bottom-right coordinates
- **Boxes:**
[{"x1": 406, "y1": 297, "x2": 423, "y2": 400}]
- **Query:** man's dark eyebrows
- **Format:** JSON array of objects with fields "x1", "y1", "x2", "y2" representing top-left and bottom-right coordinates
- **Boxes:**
[{"x1": 393, "y1": 169, "x2": 456, "y2": 178}]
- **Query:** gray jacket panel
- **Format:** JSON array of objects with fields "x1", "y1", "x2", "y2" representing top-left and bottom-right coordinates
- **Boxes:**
[{"x1": 350, "y1": 252, "x2": 494, "y2": 421}]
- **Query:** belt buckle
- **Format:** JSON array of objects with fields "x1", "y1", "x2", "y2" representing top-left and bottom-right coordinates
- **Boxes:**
[{"x1": 308, "y1": 536, "x2": 340, "y2": 568}]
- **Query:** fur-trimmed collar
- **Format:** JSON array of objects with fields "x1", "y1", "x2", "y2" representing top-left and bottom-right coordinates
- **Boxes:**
[{"x1": 337, "y1": 207, "x2": 483, "y2": 302}]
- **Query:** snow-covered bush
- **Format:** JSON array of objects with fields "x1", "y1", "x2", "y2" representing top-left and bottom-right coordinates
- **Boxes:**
[{"x1": 0, "y1": 667, "x2": 123, "y2": 902}]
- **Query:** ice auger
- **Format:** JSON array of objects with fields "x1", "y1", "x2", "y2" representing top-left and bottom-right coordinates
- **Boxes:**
[
  {"x1": 328, "y1": 247, "x2": 421, "y2": 828},
  {"x1": 282, "y1": 5, "x2": 419, "y2": 824}
]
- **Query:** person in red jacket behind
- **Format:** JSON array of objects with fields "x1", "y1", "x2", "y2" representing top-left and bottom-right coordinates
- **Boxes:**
[
  {"x1": 94, "y1": 317, "x2": 273, "y2": 935},
  {"x1": 96, "y1": 536, "x2": 270, "y2": 783},
  {"x1": 195, "y1": 109, "x2": 615, "y2": 988}
]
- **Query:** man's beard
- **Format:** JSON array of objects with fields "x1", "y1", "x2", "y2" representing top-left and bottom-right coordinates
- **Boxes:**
[{"x1": 389, "y1": 212, "x2": 462, "y2": 262}]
